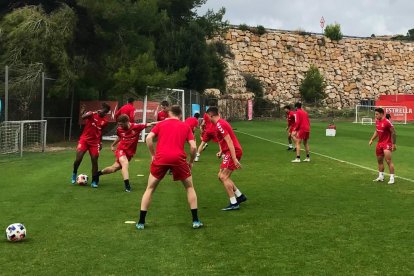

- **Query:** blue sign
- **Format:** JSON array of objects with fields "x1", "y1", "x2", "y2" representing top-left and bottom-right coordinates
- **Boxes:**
[{"x1": 192, "y1": 104, "x2": 200, "y2": 116}]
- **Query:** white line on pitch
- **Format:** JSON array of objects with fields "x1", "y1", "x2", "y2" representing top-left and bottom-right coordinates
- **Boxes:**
[{"x1": 236, "y1": 130, "x2": 414, "y2": 183}]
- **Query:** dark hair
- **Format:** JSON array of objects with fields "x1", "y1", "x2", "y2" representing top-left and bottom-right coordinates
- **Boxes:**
[
  {"x1": 206, "y1": 106, "x2": 219, "y2": 116},
  {"x1": 375, "y1": 108, "x2": 384, "y2": 114},
  {"x1": 170, "y1": 105, "x2": 182, "y2": 116},
  {"x1": 101, "y1": 103, "x2": 111, "y2": 112},
  {"x1": 284, "y1": 105, "x2": 291, "y2": 110},
  {"x1": 161, "y1": 100, "x2": 169, "y2": 107},
  {"x1": 194, "y1": 113, "x2": 200, "y2": 119},
  {"x1": 294, "y1": 102, "x2": 302, "y2": 108},
  {"x1": 117, "y1": 114, "x2": 129, "y2": 123},
  {"x1": 385, "y1": 113, "x2": 391, "y2": 119},
  {"x1": 127, "y1": 98, "x2": 134, "y2": 103}
]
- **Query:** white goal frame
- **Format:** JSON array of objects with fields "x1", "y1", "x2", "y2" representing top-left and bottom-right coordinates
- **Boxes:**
[
  {"x1": 354, "y1": 104, "x2": 408, "y2": 125},
  {"x1": 0, "y1": 120, "x2": 47, "y2": 157}
]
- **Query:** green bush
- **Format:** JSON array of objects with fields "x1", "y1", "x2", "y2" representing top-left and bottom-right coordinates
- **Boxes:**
[
  {"x1": 299, "y1": 65, "x2": 326, "y2": 103},
  {"x1": 239, "y1": 23, "x2": 249, "y2": 31},
  {"x1": 256, "y1": 25, "x2": 266, "y2": 35},
  {"x1": 324, "y1": 23, "x2": 343, "y2": 41},
  {"x1": 213, "y1": 41, "x2": 234, "y2": 58}
]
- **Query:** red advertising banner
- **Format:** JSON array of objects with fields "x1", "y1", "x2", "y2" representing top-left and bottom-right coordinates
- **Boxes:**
[
  {"x1": 247, "y1": 99, "x2": 253, "y2": 120},
  {"x1": 376, "y1": 95, "x2": 414, "y2": 121},
  {"x1": 133, "y1": 100, "x2": 159, "y2": 121},
  {"x1": 79, "y1": 101, "x2": 118, "y2": 124}
]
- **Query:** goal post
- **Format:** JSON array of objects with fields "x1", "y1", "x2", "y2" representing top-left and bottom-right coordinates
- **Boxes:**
[
  {"x1": 0, "y1": 120, "x2": 47, "y2": 157},
  {"x1": 354, "y1": 104, "x2": 408, "y2": 124}
]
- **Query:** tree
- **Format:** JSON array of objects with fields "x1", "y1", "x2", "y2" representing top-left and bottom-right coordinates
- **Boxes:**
[
  {"x1": 299, "y1": 65, "x2": 326, "y2": 103},
  {"x1": 324, "y1": 23, "x2": 343, "y2": 41}
]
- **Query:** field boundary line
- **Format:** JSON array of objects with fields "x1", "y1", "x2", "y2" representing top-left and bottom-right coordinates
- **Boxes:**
[{"x1": 236, "y1": 130, "x2": 414, "y2": 183}]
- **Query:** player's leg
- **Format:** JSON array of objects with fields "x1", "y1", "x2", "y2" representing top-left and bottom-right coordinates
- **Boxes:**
[
  {"x1": 292, "y1": 134, "x2": 302, "y2": 162},
  {"x1": 136, "y1": 173, "x2": 161, "y2": 229},
  {"x1": 181, "y1": 176, "x2": 203, "y2": 229},
  {"x1": 90, "y1": 154, "x2": 100, "y2": 188},
  {"x1": 218, "y1": 168, "x2": 241, "y2": 210},
  {"x1": 303, "y1": 138, "x2": 310, "y2": 162},
  {"x1": 287, "y1": 132, "x2": 293, "y2": 150},
  {"x1": 195, "y1": 140, "x2": 207, "y2": 162},
  {"x1": 373, "y1": 155, "x2": 385, "y2": 182},
  {"x1": 118, "y1": 156, "x2": 132, "y2": 192},
  {"x1": 384, "y1": 150, "x2": 395, "y2": 184},
  {"x1": 72, "y1": 149, "x2": 86, "y2": 184},
  {"x1": 93, "y1": 161, "x2": 122, "y2": 186}
]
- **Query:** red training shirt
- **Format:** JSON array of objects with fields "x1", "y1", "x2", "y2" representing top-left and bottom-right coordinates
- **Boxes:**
[
  {"x1": 294, "y1": 108, "x2": 310, "y2": 132},
  {"x1": 157, "y1": 110, "x2": 169, "y2": 121},
  {"x1": 215, "y1": 118, "x2": 242, "y2": 154},
  {"x1": 116, "y1": 123, "x2": 147, "y2": 155},
  {"x1": 80, "y1": 112, "x2": 108, "y2": 142},
  {"x1": 376, "y1": 118, "x2": 394, "y2": 144},
  {"x1": 115, "y1": 103, "x2": 135, "y2": 123},
  {"x1": 286, "y1": 111, "x2": 295, "y2": 127},
  {"x1": 151, "y1": 118, "x2": 194, "y2": 165},
  {"x1": 184, "y1": 117, "x2": 199, "y2": 131},
  {"x1": 203, "y1": 113, "x2": 214, "y2": 132}
]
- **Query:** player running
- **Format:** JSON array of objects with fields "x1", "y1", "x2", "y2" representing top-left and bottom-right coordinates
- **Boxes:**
[
  {"x1": 284, "y1": 105, "x2": 295, "y2": 150},
  {"x1": 115, "y1": 97, "x2": 135, "y2": 123},
  {"x1": 194, "y1": 111, "x2": 217, "y2": 162},
  {"x1": 369, "y1": 108, "x2": 397, "y2": 184},
  {"x1": 93, "y1": 115, "x2": 156, "y2": 191},
  {"x1": 291, "y1": 102, "x2": 311, "y2": 163},
  {"x1": 71, "y1": 103, "x2": 111, "y2": 186},
  {"x1": 207, "y1": 106, "x2": 247, "y2": 211},
  {"x1": 136, "y1": 105, "x2": 203, "y2": 230}
]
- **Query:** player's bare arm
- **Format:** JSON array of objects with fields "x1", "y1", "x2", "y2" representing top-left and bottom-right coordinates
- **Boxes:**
[
  {"x1": 146, "y1": 132, "x2": 156, "y2": 160},
  {"x1": 188, "y1": 140, "x2": 197, "y2": 168},
  {"x1": 111, "y1": 137, "x2": 120, "y2": 152},
  {"x1": 391, "y1": 127, "x2": 397, "y2": 151},
  {"x1": 223, "y1": 134, "x2": 241, "y2": 169},
  {"x1": 81, "y1": 111, "x2": 94, "y2": 119},
  {"x1": 369, "y1": 131, "x2": 378, "y2": 146}
]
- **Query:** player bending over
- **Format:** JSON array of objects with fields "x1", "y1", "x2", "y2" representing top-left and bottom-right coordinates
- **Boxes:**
[
  {"x1": 284, "y1": 105, "x2": 295, "y2": 150},
  {"x1": 291, "y1": 102, "x2": 311, "y2": 163},
  {"x1": 195, "y1": 111, "x2": 217, "y2": 162},
  {"x1": 93, "y1": 115, "x2": 156, "y2": 191},
  {"x1": 71, "y1": 103, "x2": 111, "y2": 187},
  {"x1": 369, "y1": 108, "x2": 397, "y2": 184},
  {"x1": 207, "y1": 106, "x2": 247, "y2": 211},
  {"x1": 136, "y1": 105, "x2": 203, "y2": 229}
]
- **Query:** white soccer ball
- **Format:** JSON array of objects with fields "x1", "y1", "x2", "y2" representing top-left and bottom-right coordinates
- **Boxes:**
[
  {"x1": 76, "y1": 174, "x2": 88, "y2": 186},
  {"x1": 5, "y1": 223, "x2": 26, "y2": 242}
]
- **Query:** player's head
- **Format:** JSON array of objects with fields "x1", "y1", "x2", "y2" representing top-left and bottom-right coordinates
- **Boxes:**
[
  {"x1": 294, "y1": 102, "x2": 302, "y2": 109},
  {"x1": 194, "y1": 113, "x2": 200, "y2": 119},
  {"x1": 284, "y1": 105, "x2": 291, "y2": 112},
  {"x1": 117, "y1": 114, "x2": 130, "y2": 129},
  {"x1": 375, "y1": 108, "x2": 385, "y2": 120},
  {"x1": 127, "y1": 98, "x2": 134, "y2": 104},
  {"x1": 206, "y1": 106, "x2": 220, "y2": 123},
  {"x1": 98, "y1": 103, "x2": 111, "y2": 117},
  {"x1": 169, "y1": 105, "x2": 182, "y2": 119},
  {"x1": 385, "y1": 113, "x2": 391, "y2": 120},
  {"x1": 161, "y1": 100, "x2": 169, "y2": 110}
]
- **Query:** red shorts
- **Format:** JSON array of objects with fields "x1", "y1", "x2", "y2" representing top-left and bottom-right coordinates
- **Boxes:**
[
  {"x1": 77, "y1": 139, "x2": 100, "y2": 157},
  {"x1": 150, "y1": 162, "x2": 191, "y2": 181},
  {"x1": 376, "y1": 143, "x2": 393, "y2": 157},
  {"x1": 296, "y1": 131, "x2": 310, "y2": 140},
  {"x1": 115, "y1": 149, "x2": 133, "y2": 163},
  {"x1": 220, "y1": 151, "x2": 243, "y2": 171},
  {"x1": 201, "y1": 130, "x2": 218, "y2": 143}
]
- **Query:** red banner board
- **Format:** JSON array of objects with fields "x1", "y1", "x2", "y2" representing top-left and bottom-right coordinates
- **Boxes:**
[
  {"x1": 376, "y1": 95, "x2": 414, "y2": 121},
  {"x1": 79, "y1": 101, "x2": 118, "y2": 124}
]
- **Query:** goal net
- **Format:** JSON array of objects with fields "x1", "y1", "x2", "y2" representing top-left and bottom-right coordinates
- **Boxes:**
[
  {"x1": 0, "y1": 120, "x2": 47, "y2": 157},
  {"x1": 354, "y1": 104, "x2": 408, "y2": 124}
]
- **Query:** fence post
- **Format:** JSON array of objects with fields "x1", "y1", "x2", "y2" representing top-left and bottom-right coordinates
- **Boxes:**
[
  {"x1": 5, "y1": 65, "x2": 8, "y2": 121},
  {"x1": 20, "y1": 121, "x2": 24, "y2": 157}
]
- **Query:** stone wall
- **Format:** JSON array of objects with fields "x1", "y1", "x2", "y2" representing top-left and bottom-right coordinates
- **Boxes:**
[{"x1": 217, "y1": 28, "x2": 414, "y2": 109}]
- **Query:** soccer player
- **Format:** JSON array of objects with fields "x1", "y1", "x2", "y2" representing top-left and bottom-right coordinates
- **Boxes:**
[
  {"x1": 284, "y1": 105, "x2": 295, "y2": 150},
  {"x1": 156, "y1": 100, "x2": 169, "y2": 121},
  {"x1": 207, "y1": 106, "x2": 247, "y2": 211},
  {"x1": 93, "y1": 115, "x2": 157, "y2": 191},
  {"x1": 115, "y1": 97, "x2": 135, "y2": 123},
  {"x1": 136, "y1": 105, "x2": 203, "y2": 230},
  {"x1": 369, "y1": 108, "x2": 397, "y2": 184},
  {"x1": 291, "y1": 102, "x2": 311, "y2": 163},
  {"x1": 184, "y1": 113, "x2": 200, "y2": 133},
  {"x1": 71, "y1": 103, "x2": 111, "y2": 186},
  {"x1": 194, "y1": 111, "x2": 217, "y2": 162}
]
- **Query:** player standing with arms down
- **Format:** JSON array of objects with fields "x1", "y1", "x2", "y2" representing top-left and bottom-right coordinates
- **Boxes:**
[
  {"x1": 195, "y1": 111, "x2": 217, "y2": 162},
  {"x1": 115, "y1": 97, "x2": 135, "y2": 123},
  {"x1": 284, "y1": 105, "x2": 295, "y2": 150},
  {"x1": 207, "y1": 106, "x2": 247, "y2": 211},
  {"x1": 71, "y1": 103, "x2": 111, "y2": 187},
  {"x1": 369, "y1": 108, "x2": 397, "y2": 184},
  {"x1": 93, "y1": 115, "x2": 156, "y2": 191},
  {"x1": 156, "y1": 100, "x2": 169, "y2": 121},
  {"x1": 291, "y1": 102, "x2": 311, "y2": 163},
  {"x1": 136, "y1": 105, "x2": 203, "y2": 230}
]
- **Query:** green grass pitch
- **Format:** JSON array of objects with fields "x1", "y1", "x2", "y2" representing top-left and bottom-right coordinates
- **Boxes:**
[{"x1": 1, "y1": 120, "x2": 414, "y2": 275}]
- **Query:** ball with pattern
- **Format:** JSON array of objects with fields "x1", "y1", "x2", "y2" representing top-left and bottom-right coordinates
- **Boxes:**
[
  {"x1": 5, "y1": 223, "x2": 26, "y2": 242},
  {"x1": 76, "y1": 174, "x2": 88, "y2": 186}
]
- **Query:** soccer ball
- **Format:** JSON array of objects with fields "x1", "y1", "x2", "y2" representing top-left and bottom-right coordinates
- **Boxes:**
[
  {"x1": 76, "y1": 174, "x2": 88, "y2": 186},
  {"x1": 5, "y1": 223, "x2": 26, "y2": 242}
]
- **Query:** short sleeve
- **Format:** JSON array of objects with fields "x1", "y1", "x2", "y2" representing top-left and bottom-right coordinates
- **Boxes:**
[
  {"x1": 135, "y1": 123, "x2": 146, "y2": 132},
  {"x1": 186, "y1": 126, "x2": 195, "y2": 141},
  {"x1": 151, "y1": 123, "x2": 160, "y2": 136}
]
